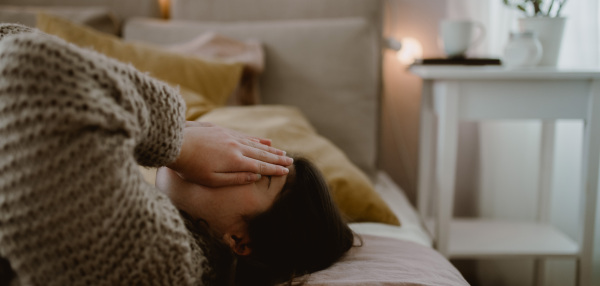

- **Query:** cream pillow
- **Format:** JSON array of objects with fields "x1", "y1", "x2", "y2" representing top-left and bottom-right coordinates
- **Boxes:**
[
  {"x1": 199, "y1": 105, "x2": 400, "y2": 226},
  {"x1": 166, "y1": 32, "x2": 265, "y2": 106},
  {"x1": 36, "y1": 13, "x2": 242, "y2": 108}
]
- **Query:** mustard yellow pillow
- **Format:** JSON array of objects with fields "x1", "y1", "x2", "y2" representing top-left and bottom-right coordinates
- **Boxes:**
[
  {"x1": 179, "y1": 86, "x2": 217, "y2": 121},
  {"x1": 198, "y1": 105, "x2": 400, "y2": 226},
  {"x1": 36, "y1": 13, "x2": 243, "y2": 109}
]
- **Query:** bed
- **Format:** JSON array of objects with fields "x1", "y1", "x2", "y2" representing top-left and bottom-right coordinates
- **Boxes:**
[{"x1": 0, "y1": 0, "x2": 468, "y2": 285}]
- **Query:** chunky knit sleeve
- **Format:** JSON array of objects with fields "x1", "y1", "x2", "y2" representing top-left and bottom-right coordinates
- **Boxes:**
[{"x1": 0, "y1": 25, "x2": 204, "y2": 285}]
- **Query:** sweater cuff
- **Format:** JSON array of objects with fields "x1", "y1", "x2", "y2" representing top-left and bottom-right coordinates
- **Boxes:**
[{"x1": 133, "y1": 82, "x2": 187, "y2": 167}]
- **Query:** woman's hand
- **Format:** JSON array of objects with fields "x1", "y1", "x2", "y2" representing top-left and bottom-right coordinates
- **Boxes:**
[{"x1": 167, "y1": 121, "x2": 292, "y2": 187}]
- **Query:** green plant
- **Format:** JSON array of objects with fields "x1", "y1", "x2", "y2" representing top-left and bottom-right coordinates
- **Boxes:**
[{"x1": 503, "y1": 0, "x2": 568, "y2": 17}]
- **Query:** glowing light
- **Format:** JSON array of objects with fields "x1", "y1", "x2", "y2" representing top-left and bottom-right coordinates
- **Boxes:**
[
  {"x1": 158, "y1": 0, "x2": 170, "y2": 19},
  {"x1": 396, "y1": 37, "x2": 423, "y2": 65}
]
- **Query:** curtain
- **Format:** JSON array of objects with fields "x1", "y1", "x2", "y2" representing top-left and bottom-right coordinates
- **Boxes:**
[{"x1": 445, "y1": 1, "x2": 600, "y2": 285}]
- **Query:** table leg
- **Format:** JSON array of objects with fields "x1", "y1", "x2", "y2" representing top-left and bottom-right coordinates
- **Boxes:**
[
  {"x1": 434, "y1": 81, "x2": 460, "y2": 256},
  {"x1": 578, "y1": 80, "x2": 600, "y2": 286},
  {"x1": 533, "y1": 258, "x2": 546, "y2": 286},
  {"x1": 533, "y1": 121, "x2": 556, "y2": 286},
  {"x1": 418, "y1": 80, "x2": 436, "y2": 224},
  {"x1": 538, "y1": 121, "x2": 556, "y2": 223}
]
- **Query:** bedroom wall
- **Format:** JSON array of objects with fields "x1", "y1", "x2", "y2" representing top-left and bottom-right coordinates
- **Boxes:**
[
  {"x1": 380, "y1": 0, "x2": 480, "y2": 215},
  {"x1": 379, "y1": 0, "x2": 441, "y2": 204}
]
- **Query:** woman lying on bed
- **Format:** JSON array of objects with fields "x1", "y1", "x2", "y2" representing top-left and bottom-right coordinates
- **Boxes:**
[{"x1": 0, "y1": 24, "x2": 354, "y2": 286}]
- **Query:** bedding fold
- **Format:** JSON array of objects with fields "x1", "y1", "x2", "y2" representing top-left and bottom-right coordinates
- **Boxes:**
[
  {"x1": 166, "y1": 32, "x2": 265, "y2": 105},
  {"x1": 305, "y1": 235, "x2": 469, "y2": 286}
]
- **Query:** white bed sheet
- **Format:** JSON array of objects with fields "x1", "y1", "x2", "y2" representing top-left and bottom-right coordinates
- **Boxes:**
[{"x1": 349, "y1": 172, "x2": 433, "y2": 247}]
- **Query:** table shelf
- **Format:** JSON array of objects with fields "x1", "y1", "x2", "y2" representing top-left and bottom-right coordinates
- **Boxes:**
[
  {"x1": 446, "y1": 218, "x2": 579, "y2": 259},
  {"x1": 411, "y1": 66, "x2": 600, "y2": 285}
]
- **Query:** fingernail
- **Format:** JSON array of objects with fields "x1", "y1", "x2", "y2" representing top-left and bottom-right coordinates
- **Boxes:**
[
  {"x1": 288, "y1": 157, "x2": 294, "y2": 164},
  {"x1": 255, "y1": 174, "x2": 261, "y2": 180},
  {"x1": 282, "y1": 150, "x2": 286, "y2": 156},
  {"x1": 283, "y1": 167, "x2": 289, "y2": 174}
]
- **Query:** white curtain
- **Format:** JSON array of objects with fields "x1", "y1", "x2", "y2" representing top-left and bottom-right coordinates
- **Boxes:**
[{"x1": 445, "y1": 1, "x2": 600, "y2": 285}]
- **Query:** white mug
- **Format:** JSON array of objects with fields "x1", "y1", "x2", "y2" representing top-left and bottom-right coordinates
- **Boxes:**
[{"x1": 439, "y1": 20, "x2": 486, "y2": 58}]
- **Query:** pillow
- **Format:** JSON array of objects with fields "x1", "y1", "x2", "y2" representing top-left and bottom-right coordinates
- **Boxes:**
[
  {"x1": 36, "y1": 13, "x2": 243, "y2": 109},
  {"x1": 123, "y1": 17, "x2": 380, "y2": 177},
  {"x1": 166, "y1": 32, "x2": 265, "y2": 106},
  {"x1": 304, "y1": 235, "x2": 469, "y2": 285},
  {"x1": 0, "y1": 5, "x2": 119, "y2": 35},
  {"x1": 179, "y1": 86, "x2": 217, "y2": 121},
  {"x1": 198, "y1": 105, "x2": 400, "y2": 226}
]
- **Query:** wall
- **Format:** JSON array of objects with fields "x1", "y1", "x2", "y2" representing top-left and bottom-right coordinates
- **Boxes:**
[
  {"x1": 380, "y1": 0, "x2": 433, "y2": 204},
  {"x1": 380, "y1": 0, "x2": 480, "y2": 215},
  {"x1": 379, "y1": 0, "x2": 443, "y2": 203}
]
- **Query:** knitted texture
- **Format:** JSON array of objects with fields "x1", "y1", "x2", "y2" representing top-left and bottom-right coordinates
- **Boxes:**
[{"x1": 0, "y1": 24, "x2": 205, "y2": 285}]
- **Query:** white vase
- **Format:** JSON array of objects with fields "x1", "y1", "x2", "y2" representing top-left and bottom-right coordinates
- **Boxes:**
[
  {"x1": 503, "y1": 31, "x2": 543, "y2": 68},
  {"x1": 518, "y1": 17, "x2": 566, "y2": 66}
]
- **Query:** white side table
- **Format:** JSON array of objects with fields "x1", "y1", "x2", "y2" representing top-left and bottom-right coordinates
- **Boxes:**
[{"x1": 410, "y1": 65, "x2": 600, "y2": 286}]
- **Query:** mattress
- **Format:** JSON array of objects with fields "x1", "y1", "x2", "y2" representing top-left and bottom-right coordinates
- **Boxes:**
[{"x1": 350, "y1": 172, "x2": 432, "y2": 247}]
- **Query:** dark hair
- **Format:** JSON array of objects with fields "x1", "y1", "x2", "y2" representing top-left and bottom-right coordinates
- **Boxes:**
[{"x1": 182, "y1": 157, "x2": 356, "y2": 285}]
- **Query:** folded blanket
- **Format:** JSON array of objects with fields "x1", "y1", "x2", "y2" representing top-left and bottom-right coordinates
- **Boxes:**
[{"x1": 167, "y1": 32, "x2": 265, "y2": 105}]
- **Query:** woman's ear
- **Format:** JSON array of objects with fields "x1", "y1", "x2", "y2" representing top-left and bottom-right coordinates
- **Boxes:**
[{"x1": 223, "y1": 233, "x2": 252, "y2": 256}]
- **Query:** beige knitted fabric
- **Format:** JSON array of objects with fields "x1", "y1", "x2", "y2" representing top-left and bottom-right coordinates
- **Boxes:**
[{"x1": 0, "y1": 24, "x2": 205, "y2": 285}]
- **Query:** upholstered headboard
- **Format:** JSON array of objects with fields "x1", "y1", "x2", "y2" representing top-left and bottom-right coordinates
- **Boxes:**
[
  {"x1": 0, "y1": 0, "x2": 160, "y2": 22},
  {"x1": 170, "y1": 0, "x2": 380, "y2": 22},
  {"x1": 124, "y1": 0, "x2": 383, "y2": 175}
]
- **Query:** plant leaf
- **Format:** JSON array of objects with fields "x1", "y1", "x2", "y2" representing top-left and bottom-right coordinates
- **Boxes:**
[
  {"x1": 556, "y1": 0, "x2": 568, "y2": 16},
  {"x1": 547, "y1": 0, "x2": 556, "y2": 16},
  {"x1": 533, "y1": 0, "x2": 542, "y2": 15}
]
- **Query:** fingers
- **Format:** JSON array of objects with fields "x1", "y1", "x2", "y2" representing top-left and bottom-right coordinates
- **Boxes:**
[
  {"x1": 208, "y1": 172, "x2": 262, "y2": 187},
  {"x1": 238, "y1": 158, "x2": 290, "y2": 176},
  {"x1": 244, "y1": 139, "x2": 286, "y2": 156},
  {"x1": 223, "y1": 126, "x2": 276, "y2": 149},
  {"x1": 242, "y1": 143, "x2": 292, "y2": 167},
  {"x1": 187, "y1": 121, "x2": 279, "y2": 150},
  {"x1": 237, "y1": 134, "x2": 274, "y2": 148},
  {"x1": 255, "y1": 137, "x2": 272, "y2": 146}
]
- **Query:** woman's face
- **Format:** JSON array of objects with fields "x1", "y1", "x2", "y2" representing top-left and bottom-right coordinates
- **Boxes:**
[{"x1": 155, "y1": 166, "x2": 290, "y2": 242}]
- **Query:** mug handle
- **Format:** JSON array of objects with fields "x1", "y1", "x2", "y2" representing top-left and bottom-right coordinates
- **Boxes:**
[{"x1": 470, "y1": 22, "x2": 486, "y2": 49}]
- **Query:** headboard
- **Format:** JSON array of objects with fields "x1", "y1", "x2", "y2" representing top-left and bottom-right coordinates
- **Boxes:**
[
  {"x1": 170, "y1": 0, "x2": 380, "y2": 22},
  {"x1": 124, "y1": 0, "x2": 383, "y2": 175},
  {"x1": 0, "y1": 0, "x2": 160, "y2": 23}
]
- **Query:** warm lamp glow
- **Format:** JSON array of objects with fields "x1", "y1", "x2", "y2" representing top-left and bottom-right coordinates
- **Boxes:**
[
  {"x1": 396, "y1": 38, "x2": 423, "y2": 65},
  {"x1": 158, "y1": 0, "x2": 170, "y2": 19}
]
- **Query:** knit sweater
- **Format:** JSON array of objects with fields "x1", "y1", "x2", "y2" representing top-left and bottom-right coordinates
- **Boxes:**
[{"x1": 0, "y1": 24, "x2": 205, "y2": 285}]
